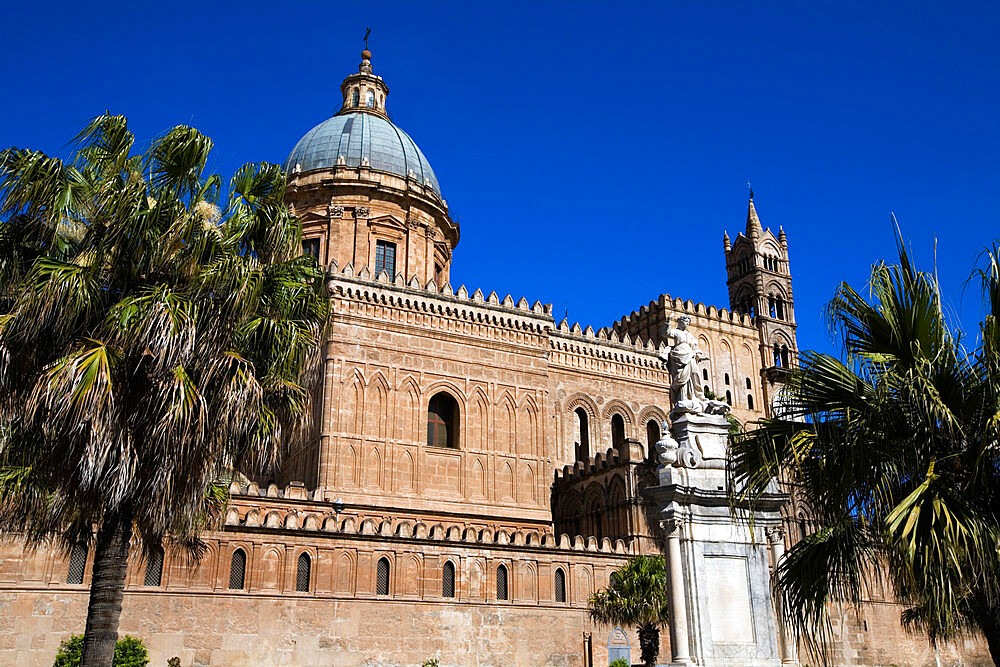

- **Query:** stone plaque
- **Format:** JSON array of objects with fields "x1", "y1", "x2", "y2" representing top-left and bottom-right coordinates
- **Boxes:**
[{"x1": 705, "y1": 556, "x2": 755, "y2": 643}]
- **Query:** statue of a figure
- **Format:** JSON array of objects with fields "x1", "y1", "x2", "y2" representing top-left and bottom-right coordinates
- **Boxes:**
[{"x1": 658, "y1": 315, "x2": 730, "y2": 416}]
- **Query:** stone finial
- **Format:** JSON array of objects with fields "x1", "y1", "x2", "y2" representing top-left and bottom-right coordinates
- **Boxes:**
[{"x1": 723, "y1": 230, "x2": 731, "y2": 251}]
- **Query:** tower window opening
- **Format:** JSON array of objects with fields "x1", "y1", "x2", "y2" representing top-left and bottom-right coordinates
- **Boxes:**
[
  {"x1": 229, "y1": 549, "x2": 246, "y2": 590},
  {"x1": 747, "y1": 394, "x2": 754, "y2": 410},
  {"x1": 704, "y1": 384, "x2": 710, "y2": 395},
  {"x1": 67, "y1": 542, "x2": 88, "y2": 585},
  {"x1": 776, "y1": 297, "x2": 785, "y2": 320},
  {"x1": 768, "y1": 296, "x2": 777, "y2": 318},
  {"x1": 724, "y1": 373, "x2": 730, "y2": 385},
  {"x1": 555, "y1": 568, "x2": 567, "y2": 603},
  {"x1": 302, "y1": 237, "x2": 320, "y2": 260},
  {"x1": 574, "y1": 407, "x2": 590, "y2": 461},
  {"x1": 443, "y1": 560, "x2": 456, "y2": 598},
  {"x1": 774, "y1": 344, "x2": 783, "y2": 367},
  {"x1": 725, "y1": 390, "x2": 732, "y2": 405},
  {"x1": 646, "y1": 420, "x2": 660, "y2": 459},
  {"x1": 427, "y1": 392, "x2": 459, "y2": 448},
  {"x1": 376, "y1": 557, "x2": 390, "y2": 595},
  {"x1": 746, "y1": 377, "x2": 752, "y2": 389},
  {"x1": 702, "y1": 368, "x2": 708, "y2": 381},
  {"x1": 296, "y1": 552, "x2": 311, "y2": 592},
  {"x1": 496, "y1": 564, "x2": 508, "y2": 600},
  {"x1": 782, "y1": 345, "x2": 790, "y2": 367},
  {"x1": 365, "y1": 90, "x2": 375, "y2": 108},
  {"x1": 374, "y1": 240, "x2": 396, "y2": 277},
  {"x1": 352, "y1": 88, "x2": 360, "y2": 107},
  {"x1": 144, "y1": 545, "x2": 164, "y2": 587},
  {"x1": 611, "y1": 414, "x2": 626, "y2": 456}
]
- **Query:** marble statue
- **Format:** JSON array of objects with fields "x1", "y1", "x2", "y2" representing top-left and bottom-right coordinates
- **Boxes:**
[{"x1": 658, "y1": 315, "x2": 730, "y2": 416}]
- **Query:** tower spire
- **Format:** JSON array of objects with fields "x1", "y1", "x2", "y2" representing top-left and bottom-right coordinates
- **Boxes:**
[{"x1": 746, "y1": 195, "x2": 762, "y2": 238}]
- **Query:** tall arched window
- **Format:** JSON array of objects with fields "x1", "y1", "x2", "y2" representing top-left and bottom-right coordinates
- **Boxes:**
[
  {"x1": 781, "y1": 345, "x2": 790, "y2": 368},
  {"x1": 296, "y1": 553, "x2": 311, "y2": 592},
  {"x1": 724, "y1": 373, "x2": 730, "y2": 385},
  {"x1": 229, "y1": 549, "x2": 246, "y2": 590},
  {"x1": 496, "y1": 564, "x2": 508, "y2": 600},
  {"x1": 610, "y1": 414, "x2": 626, "y2": 456},
  {"x1": 768, "y1": 296, "x2": 777, "y2": 318},
  {"x1": 66, "y1": 542, "x2": 88, "y2": 585},
  {"x1": 143, "y1": 545, "x2": 164, "y2": 587},
  {"x1": 747, "y1": 394, "x2": 755, "y2": 410},
  {"x1": 725, "y1": 390, "x2": 732, "y2": 405},
  {"x1": 775, "y1": 297, "x2": 785, "y2": 320},
  {"x1": 774, "y1": 344, "x2": 783, "y2": 367},
  {"x1": 427, "y1": 392, "x2": 459, "y2": 448},
  {"x1": 554, "y1": 568, "x2": 567, "y2": 603},
  {"x1": 365, "y1": 90, "x2": 375, "y2": 107},
  {"x1": 442, "y1": 561, "x2": 456, "y2": 598},
  {"x1": 351, "y1": 88, "x2": 360, "y2": 107},
  {"x1": 702, "y1": 368, "x2": 709, "y2": 381},
  {"x1": 574, "y1": 407, "x2": 590, "y2": 461},
  {"x1": 376, "y1": 557, "x2": 390, "y2": 595},
  {"x1": 646, "y1": 420, "x2": 660, "y2": 459},
  {"x1": 746, "y1": 377, "x2": 752, "y2": 389}
]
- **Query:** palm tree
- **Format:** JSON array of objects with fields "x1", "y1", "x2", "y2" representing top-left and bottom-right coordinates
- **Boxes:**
[
  {"x1": 0, "y1": 114, "x2": 328, "y2": 666},
  {"x1": 588, "y1": 554, "x2": 671, "y2": 667},
  {"x1": 728, "y1": 229, "x2": 1000, "y2": 662}
]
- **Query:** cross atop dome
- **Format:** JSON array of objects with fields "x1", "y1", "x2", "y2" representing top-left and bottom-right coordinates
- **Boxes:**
[{"x1": 337, "y1": 48, "x2": 390, "y2": 119}]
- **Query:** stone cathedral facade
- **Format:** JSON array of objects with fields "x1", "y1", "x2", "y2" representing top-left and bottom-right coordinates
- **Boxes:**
[{"x1": 0, "y1": 51, "x2": 990, "y2": 666}]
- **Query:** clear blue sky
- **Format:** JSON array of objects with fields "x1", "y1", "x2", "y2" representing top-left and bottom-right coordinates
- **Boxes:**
[{"x1": 3, "y1": 1, "x2": 998, "y2": 355}]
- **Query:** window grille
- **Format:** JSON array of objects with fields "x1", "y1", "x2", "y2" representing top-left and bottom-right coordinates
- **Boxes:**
[
  {"x1": 296, "y1": 553, "x2": 311, "y2": 592},
  {"x1": 376, "y1": 557, "x2": 390, "y2": 595},
  {"x1": 496, "y1": 564, "x2": 508, "y2": 600},
  {"x1": 229, "y1": 549, "x2": 246, "y2": 590},
  {"x1": 442, "y1": 561, "x2": 456, "y2": 598},
  {"x1": 143, "y1": 545, "x2": 164, "y2": 587},
  {"x1": 554, "y1": 568, "x2": 566, "y2": 603},
  {"x1": 374, "y1": 240, "x2": 396, "y2": 277},
  {"x1": 67, "y1": 542, "x2": 88, "y2": 584}
]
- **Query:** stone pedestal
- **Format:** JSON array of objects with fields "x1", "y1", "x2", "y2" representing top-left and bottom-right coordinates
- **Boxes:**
[{"x1": 649, "y1": 412, "x2": 788, "y2": 667}]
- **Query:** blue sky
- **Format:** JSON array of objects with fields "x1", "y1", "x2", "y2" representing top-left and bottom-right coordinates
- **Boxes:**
[{"x1": 2, "y1": 2, "x2": 998, "y2": 355}]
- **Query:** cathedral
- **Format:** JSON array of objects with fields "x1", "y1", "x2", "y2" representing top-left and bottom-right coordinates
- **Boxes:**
[{"x1": 0, "y1": 50, "x2": 991, "y2": 667}]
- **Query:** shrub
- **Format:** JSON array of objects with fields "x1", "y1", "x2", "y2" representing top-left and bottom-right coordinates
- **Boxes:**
[
  {"x1": 609, "y1": 659, "x2": 630, "y2": 667},
  {"x1": 53, "y1": 635, "x2": 149, "y2": 667},
  {"x1": 421, "y1": 660, "x2": 440, "y2": 667}
]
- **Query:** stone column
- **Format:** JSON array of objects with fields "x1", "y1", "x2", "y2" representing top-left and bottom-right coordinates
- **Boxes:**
[
  {"x1": 767, "y1": 527, "x2": 797, "y2": 665},
  {"x1": 663, "y1": 518, "x2": 693, "y2": 665}
]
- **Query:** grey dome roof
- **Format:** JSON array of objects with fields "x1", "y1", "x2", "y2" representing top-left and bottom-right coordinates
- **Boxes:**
[{"x1": 284, "y1": 112, "x2": 441, "y2": 198}]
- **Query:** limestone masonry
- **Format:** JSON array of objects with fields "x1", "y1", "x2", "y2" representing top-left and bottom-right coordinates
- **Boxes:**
[{"x1": 0, "y1": 50, "x2": 991, "y2": 667}]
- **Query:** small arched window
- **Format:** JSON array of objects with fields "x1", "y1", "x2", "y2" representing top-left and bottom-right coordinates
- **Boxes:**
[
  {"x1": 646, "y1": 420, "x2": 660, "y2": 457},
  {"x1": 781, "y1": 345, "x2": 790, "y2": 367},
  {"x1": 67, "y1": 542, "x2": 88, "y2": 585},
  {"x1": 776, "y1": 297, "x2": 785, "y2": 320},
  {"x1": 365, "y1": 90, "x2": 375, "y2": 108},
  {"x1": 496, "y1": 564, "x2": 508, "y2": 600},
  {"x1": 376, "y1": 557, "x2": 390, "y2": 595},
  {"x1": 724, "y1": 373, "x2": 730, "y2": 385},
  {"x1": 351, "y1": 88, "x2": 360, "y2": 107},
  {"x1": 769, "y1": 296, "x2": 777, "y2": 318},
  {"x1": 798, "y1": 513, "x2": 809, "y2": 540},
  {"x1": 574, "y1": 407, "x2": 590, "y2": 461},
  {"x1": 443, "y1": 560, "x2": 456, "y2": 598},
  {"x1": 610, "y1": 414, "x2": 626, "y2": 455},
  {"x1": 427, "y1": 392, "x2": 459, "y2": 448},
  {"x1": 144, "y1": 545, "x2": 164, "y2": 587},
  {"x1": 774, "y1": 344, "x2": 783, "y2": 367},
  {"x1": 229, "y1": 549, "x2": 246, "y2": 590},
  {"x1": 554, "y1": 567, "x2": 567, "y2": 603},
  {"x1": 725, "y1": 390, "x2": 732, "y2": 405},
  {"x1": 296, "y1": 552, "x2": 311, "y2": 592},
  {"x1": 747, "y1": 394, "x2": 755, "y2": 410},
  {"x1": 702, "y1": 368, "x2": 709, "y2": 381},
  {"x1": 746, "y1": 377, "x2": 752, "y2": 389}
]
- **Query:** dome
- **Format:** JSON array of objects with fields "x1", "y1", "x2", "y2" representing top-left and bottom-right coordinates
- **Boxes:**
[{"x1": 284, "y1": 112, "x2": 442, "y2": 198}]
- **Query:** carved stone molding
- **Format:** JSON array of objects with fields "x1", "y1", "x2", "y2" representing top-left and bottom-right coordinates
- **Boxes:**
[
  {"x1": 329, "y1": 205, "x2": 344, "y2": 218},
  {"x1": 355, "y1": 207, "x2": 370, "y2": 219}
]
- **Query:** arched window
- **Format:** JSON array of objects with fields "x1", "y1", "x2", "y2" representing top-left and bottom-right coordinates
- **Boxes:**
[
  {"x1": 554, "y1": 568, "x2": 567, "y2": 603},
  {"x1": 229, "y1": 549, "x2": 246, "y2": 590},
  {"x1": 143, "y1": 545, "x2": 164, "y2": 587},
  {"x1": 365, "y1": 90, "x2": 375, "y2": 107},
  {"x1": 376, "y1": 557, "x2": 390, "y2": 595},
  {"x1": 781, "y1": 345, "x2": 790, "y2": 367},
  {"x1": 67, "y1": 542, "x2": 88, "y2": 585},
  {"x1": 798, "y1": 513, "x2": 809, "y2": 540},
  {"x1": 351, "y1": 88, "x2": 360, "y2": 107},
  {"x1": 296, "y1": 552, "x2": 311, "y2": 592},
  {"x1": 725, "y1": 390, "x2": 732, "y2": 405},
  {"x1": 776, "y1": 297, "x2": 785, "y2": 320},
  {"x1": 496, "y1": 564, "x2": 508, "y2": 600},
  {"x1": 774, "y1": 344, "x2": 783, "y2": 367},
  {"x1": 702, "y1": 368, "x2": 708, "y2": 381},
  {"x1": 747, "y1": 394, "x2": 754, "y2": 410},
  {"x1": 724, "y1": 373, "x2": 730, "y2": 385},
  {"x1": 574, "y1": 407, "x2": 590, "y2": 461},
  {"x1": 746, "y1": 377, "x2": 752, "y2": 389},
  {"x1": 646, "y1": 420, "x2": 660, "y2": 458},
  {"x1": 610, "y1": 414, "x2": 626, "y2": 455},
  {"x1": 703, "y1": 384, "x2": 710, "y2": 395},
  {"x1": 427, "y1": 392, "x2": 459, "y2": 448},
  {"x1": 768, "y1": 296, "x2": 777, "y2": 318},
  {"x1": 442, "y1": 560, "x2": 456, "y2": 598}
]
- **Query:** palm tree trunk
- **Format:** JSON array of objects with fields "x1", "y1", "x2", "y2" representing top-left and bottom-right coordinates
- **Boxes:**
[
  {"x1": 970, "y1": 592, "x2": 1000, "y2": 664},
  {"x1": 81, "y1": 506, "x2": 133, "y2": 667},
  {"x1": 637, "y1": 624, "x2": 660, "y2": 667}
]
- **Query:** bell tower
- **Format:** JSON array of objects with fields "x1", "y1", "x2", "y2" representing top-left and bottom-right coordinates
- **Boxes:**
[{"x1": 724, "y1": 191, "x2": 797, "y2": 412}]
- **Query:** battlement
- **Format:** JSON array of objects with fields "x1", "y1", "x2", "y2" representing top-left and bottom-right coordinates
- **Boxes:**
[
  {"x1": 552, "y1": 443, "x2": 647, "y2": 485},
  {"x1": 226, "y1": 481, "x2": 631, "y2": 555},
  {"x1": 615, "y1": 293, "x2": 755, "y2": 336}
]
